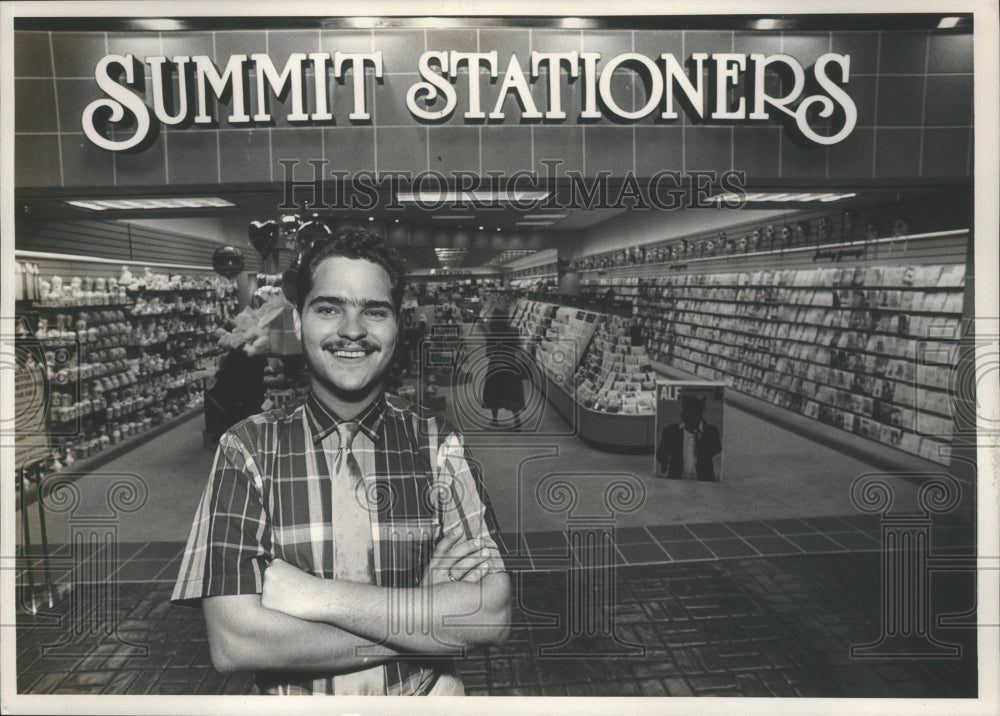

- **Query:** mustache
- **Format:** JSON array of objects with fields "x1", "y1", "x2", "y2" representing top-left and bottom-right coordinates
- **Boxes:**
[{"x1": 321, "y1": 339, "x2": 381, "y2": 352}]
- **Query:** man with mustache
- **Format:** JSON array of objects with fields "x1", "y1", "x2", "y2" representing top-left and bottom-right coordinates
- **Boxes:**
[{"x1": 172, "y1": 227, "x2": 510, "y2": 695}]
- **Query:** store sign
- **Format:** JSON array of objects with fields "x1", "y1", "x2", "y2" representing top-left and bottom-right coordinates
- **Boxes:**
[{"x1": 82, "y1": 49, "x2": 857, "y2": 151}]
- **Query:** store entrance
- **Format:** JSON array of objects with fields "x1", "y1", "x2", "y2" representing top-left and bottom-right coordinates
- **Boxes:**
[{"x1": 14, "y1": 190, "x2": 976, "y2": 554}]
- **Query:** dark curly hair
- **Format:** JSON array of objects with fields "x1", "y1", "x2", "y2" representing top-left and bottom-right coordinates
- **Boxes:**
[{"x1": 293, "y1": 226, "x2": 407, "y2": 314}]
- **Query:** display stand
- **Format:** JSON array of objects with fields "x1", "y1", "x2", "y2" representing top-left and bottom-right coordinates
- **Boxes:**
[
  {"x1": 511, "y1": 297, "x2": 659, "y2": 447},
  {"x1": 544, "y1": 372, "x2": 657, "y2": 447}
]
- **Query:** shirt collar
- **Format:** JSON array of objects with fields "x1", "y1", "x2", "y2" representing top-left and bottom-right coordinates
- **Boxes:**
[
  {"x1": 680, "y1": 420, "x2": 704, "y2": 434},
  {"x1": 305, "y1": 391, "x2": 386, "y2": 444}
]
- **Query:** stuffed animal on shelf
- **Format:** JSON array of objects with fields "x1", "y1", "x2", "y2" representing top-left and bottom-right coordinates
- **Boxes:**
[{"x1": 49, "y1": 276, "x2": 64, "y2": 300}]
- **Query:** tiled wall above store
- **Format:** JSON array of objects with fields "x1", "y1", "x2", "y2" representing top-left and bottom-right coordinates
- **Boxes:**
[{"x1": 13, "y1": 27, "x2": 974, "y2": 189}]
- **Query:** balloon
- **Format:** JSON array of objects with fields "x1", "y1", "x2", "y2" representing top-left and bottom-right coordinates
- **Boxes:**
[
  {"x1": 296, "y1": 220, "x2": 332, "y2": 253},
  {"x1": 212, "y1": 246, "x2": 245, "y2": 279},
  {"x1": 248, "y1": 220, "x2": 279, "y2": 257}
]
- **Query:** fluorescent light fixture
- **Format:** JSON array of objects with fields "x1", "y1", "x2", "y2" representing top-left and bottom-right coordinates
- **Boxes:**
[
  {"x1": 516, "y1": 221, "x2": 556, "y2": 227},
  {"x1": 751, "y1": 18, "x2": 792, "y2": 30},
  {"x1": 134, "y1": 19, "x2": 186, "y2": 31},
  {"x1": 430, "y1": 215, "x2": 476, "y2": 220},
  {"x1": 523, "y1": 213, "x2": 567, "y2": 220},
  {"x1": 937, "y1": 16, "x2": 961, "y2": 28},
  {"x1": 343, "y1": 17, "x2": 381, "y2": 28},
  {"x1": 560, "y1": 17, "x2": 596, "y2": 29},
  {"x1": 397, "y1": 190, "x2": 550, "y2": 204},
  {"x1": 709, "y1": 191, "x2": 857, "y2": 204},
  {"x1": 67, "y1": 197, "x2": 236, "y2": 211}
]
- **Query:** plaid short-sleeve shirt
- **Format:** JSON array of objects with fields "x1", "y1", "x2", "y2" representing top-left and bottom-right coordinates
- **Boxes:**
[{"x1": 171, "y1": 391, "x2": 507, "y2": 695}]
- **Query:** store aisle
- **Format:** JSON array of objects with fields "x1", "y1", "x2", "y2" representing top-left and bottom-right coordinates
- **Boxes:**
[
  {"x1": 26, "y1": 377, "x2": 937, "y2": 548},
  {"x1": 27, "y1": 413, "x2": 215, "y2": 545},
  {"x1": 438, "y1": 360, "x2": 929, "y2": 535}
]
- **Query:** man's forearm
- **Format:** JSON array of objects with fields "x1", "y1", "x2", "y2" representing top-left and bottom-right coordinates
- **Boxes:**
[
  {"x1": 270, "y1": 572, "x2": 511, "y2": 654},
  {"x1": 203, "y1": 594, "x2": 400, "y2": 673}
]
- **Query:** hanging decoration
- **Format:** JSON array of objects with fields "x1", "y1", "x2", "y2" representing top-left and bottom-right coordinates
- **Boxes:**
[
  {"x1": 211, "y1": 246, "x2": 245, "y2": 279},
  {"x1": 248, "y1": 220, "x2": 280, "y2": 257},
  {"x1": 279, "y1": 214, "x2": 302, "y2": 251}
]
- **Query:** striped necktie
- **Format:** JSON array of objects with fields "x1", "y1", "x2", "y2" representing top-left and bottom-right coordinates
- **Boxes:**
[{"x1": 334, "y1": 421, "x2": 363, "y2": 486}]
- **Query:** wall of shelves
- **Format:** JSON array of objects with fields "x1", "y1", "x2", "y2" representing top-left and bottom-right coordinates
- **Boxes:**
[
  {"x1": 14, "y1": 259, "x2": 237, "y2": 474},
  {"x1": 502, "y1": 201, "x2": 970, "y2": 464},
  {"x1": 581, "y1": 262, "x2": 965, "y2": 465}
]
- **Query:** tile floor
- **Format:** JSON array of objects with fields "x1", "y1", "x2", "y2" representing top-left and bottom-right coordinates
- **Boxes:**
[{"x1": 15, "y1": 513, "x2": 978, "y2": 698}]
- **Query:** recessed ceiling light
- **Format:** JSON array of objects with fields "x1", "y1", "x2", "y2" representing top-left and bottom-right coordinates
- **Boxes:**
[
  {"x1": 67, "y1": 197, "x2": 235, "y2": 211},
  {"x1": 394, "y1": 218, "x2": 400, "y2": 223},
  {"x1": 431, "y1": 215, "x2": 476, "y2": 220},
  {"x1": 368, "y1": 216, "x2": 375, "y2": 221},
  {"x1": 516, "y1": 221, "x2": 555, "y2": 226},
  {"x1": 523, "y1": 213, "x2": 567, "y2": 220}
]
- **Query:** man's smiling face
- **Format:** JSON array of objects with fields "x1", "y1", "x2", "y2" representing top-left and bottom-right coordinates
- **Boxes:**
[{"x1": 299, "y1": 255, "x2": 398, "y2": 412}]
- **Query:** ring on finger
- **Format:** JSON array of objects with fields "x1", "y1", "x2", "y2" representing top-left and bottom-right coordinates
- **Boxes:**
[{"x1": 447, "y1": 569, "x2": 458, "y2": 582}]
